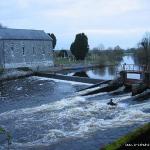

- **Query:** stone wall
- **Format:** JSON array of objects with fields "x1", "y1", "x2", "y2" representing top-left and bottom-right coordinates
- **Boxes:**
[
  {"x1": 3, "y1": 40, "x2": 53, "y2": 70},
  {"x1": 0, "y1": 40, "x2": 4, "y2": 68}
]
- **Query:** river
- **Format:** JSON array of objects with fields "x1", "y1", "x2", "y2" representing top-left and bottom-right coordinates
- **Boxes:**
[
  {"x1": 66, "y1": 55, "x2": 140, "y2": 80},
  {"x1": 0, "y1": 55, "x2": 150, "y2": 150}
]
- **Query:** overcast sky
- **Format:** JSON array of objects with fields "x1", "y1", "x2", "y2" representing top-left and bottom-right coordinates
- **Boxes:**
[{"x1": 0, "y1": 0, "x2": 150, "y2": 49}]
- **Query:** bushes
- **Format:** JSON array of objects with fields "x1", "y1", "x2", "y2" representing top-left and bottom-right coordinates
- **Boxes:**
[
  {"x1": 53, "y1": 49, "x2": 124, "y2": 66},
  {"x1": 89, "y1": 50, "x2": 124, "y2": 65}
]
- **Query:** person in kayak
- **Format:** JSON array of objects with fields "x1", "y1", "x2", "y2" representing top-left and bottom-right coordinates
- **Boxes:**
[{"x1": 107, "y1": 99, "x2": 117, "y2": 106}]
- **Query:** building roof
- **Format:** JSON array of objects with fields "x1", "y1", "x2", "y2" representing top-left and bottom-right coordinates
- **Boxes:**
[{"x1": 0, "y1": 28, "x2": 52, "y2": 41}]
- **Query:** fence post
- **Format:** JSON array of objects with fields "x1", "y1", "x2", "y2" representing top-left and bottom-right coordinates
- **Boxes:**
[{"x1": 123, "y1": 63, "x2": 126, "y2": 70}]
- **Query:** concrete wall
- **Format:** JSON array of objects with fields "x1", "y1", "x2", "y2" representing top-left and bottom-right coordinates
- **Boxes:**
[
  {"x1": 3, "y1": 40, "x2": 53, "y2": 70},
  {"x1": 0, "y1": 40, "x2": 4, "y2": 68},
  {"x1": 144, "y1": 72, "x2": 150, "y2": 87}
]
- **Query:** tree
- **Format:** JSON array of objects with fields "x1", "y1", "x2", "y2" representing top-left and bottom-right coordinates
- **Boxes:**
[
  {"x1": 58, "y1": 50, "x2": 68, "y2": 58},
  {"x1": 48, "y1": 33, "x2": 57, "y2": 49},
  {"x1": 140, "y1": 32, "x2": 150, "y2": 65},
  {"x1": 70, "y1": 33, "x2": 89, "y2": 60},
  {"x1": 0, "y1": 23, "x2": 6, "y2": 28},
  {"x1": 114, "y1": 45, "x2": 122, "y2": 51}
]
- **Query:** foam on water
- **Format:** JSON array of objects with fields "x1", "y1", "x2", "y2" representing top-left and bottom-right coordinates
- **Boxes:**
[
  {"x1": 77, "y1": 84, "x2": 108, "y2": 96},
  {"x1": 113, "y1": 94, "x2": 131, "y2": 102},
  {"x1": 109, "y1": 86, "x2": 125, "y2": 93},
  {"x1": 31, "y1": 76, "x2": 93, "y2": 86},
  {"x1": 9, "y1": 100, "x2": 150, "y2": 149},
  {"x1": 16, "y1": 87, "x2": 23, "y2": 91},
  {"x1": 0, "y1": 77, "x2": 150, "y2": 149},
  {"x1": 83, "y1": 92, "x2": 108, "y2": 98},
  {"x1": 0, "y1": 96, "x2": 86, "y2": 119}
]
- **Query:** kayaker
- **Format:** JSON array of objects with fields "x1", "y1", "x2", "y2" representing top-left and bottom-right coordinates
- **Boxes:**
[{"x1": 107, "y1": 99, "x2": 117, "y2": 106}]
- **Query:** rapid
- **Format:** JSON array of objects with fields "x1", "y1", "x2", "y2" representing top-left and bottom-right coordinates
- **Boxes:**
[{"x1": 0, "y1": 76, "x2": 150, "y2": 150}]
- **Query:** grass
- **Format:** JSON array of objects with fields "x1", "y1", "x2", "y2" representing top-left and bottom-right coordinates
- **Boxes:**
[
  {"x1": 101, "y1": 123, "x2": 150, "y2": 150},
  {"x1": 54, "y1": 57, "x2": 81, "y2": 65},
  {"x1": 54, "y1": 54, "x2": 123, "y2": 66},
  {"x1": 0, "y1": 127, "x2": 12, "y2": 148},
  {"x1": 0, "y1": 67, "x2": 4, "y2": 74}
]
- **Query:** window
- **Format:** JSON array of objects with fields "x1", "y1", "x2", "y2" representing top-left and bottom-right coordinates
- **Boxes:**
[
  {"x1": 11, "y1": 46, "x2": 14, "y2": 51},
  {"x1": 22, "y1": 47, "x2": 25, "y2": 56},
  {"x1": 11, "y1": 43, "x2": 14, "y2": 52},
  {"x1": 11, "y1": 46, "x2": 14, "y2": 56},
  {"x1": 41, "y1": 45, "x2": 45, "y2": 55},
  {"x1": 33, "y1": 47, "x2": 35, "y2": 55}
]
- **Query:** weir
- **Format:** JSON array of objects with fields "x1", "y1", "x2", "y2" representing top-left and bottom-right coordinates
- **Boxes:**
[
  {"x1": 33, "y1": 64, "x2": 150, "y2": 97},
  {"x1": 0, "y1": 64, "x2": 149, "y2": 96},
  {"x1": 35, "y1": 72, "x2": 106, "y2": 84},
  {"x1": 0, "y1": 67, "x2": 150, "y2": 150},
  {"x1": 120, "y1": 64, "x2": 150, "y2": 87}
]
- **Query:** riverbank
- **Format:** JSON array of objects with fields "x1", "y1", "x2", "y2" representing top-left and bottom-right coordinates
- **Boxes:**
[
  {"x1": 102, "y1": 123, "x2": 150, "y2": 150},
  {"x1": 0, "y1": 64, "x2": 101, "y2": 82},
  {"x1": 0, "y1": 69, "x2": 34, "y2": 82},
  {"x1": 47, "y1": 63, "x2": 102, "y2": 73}
]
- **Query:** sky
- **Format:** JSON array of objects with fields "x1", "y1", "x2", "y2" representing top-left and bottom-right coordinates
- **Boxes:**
[{"x1": 0, "y1": 0, "x2": 150, "y2": 50}]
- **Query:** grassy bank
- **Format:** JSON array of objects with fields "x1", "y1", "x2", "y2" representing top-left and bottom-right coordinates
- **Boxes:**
[
  {"x1": 0, "y1": 127, "x2": 12, "y2": 148},
  {"x1": 0, "y1": 67, "x2": 4, "y2": 74},
  {"x1": 54, "y1": 51, "x2": 123, "y2": 66},
  {"x1": 101, "y1": 123, "x2": 150, "y2": 150}
]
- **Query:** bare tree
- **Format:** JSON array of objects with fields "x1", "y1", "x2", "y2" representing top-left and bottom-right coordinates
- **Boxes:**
[
  {"x1": 0, "y1": 24, "x2": 3, "y2": 28},
  {"x1": 114, "y1": 45, "x2": 122, "y2": 50},
  {"x1": 140, "y1": 32, "x2": 150, "y2": 65},
  {"x1": 0, "y1": 23, "x2": 7, "y2": 28}
]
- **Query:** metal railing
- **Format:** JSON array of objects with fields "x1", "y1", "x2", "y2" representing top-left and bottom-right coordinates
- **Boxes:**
[{"x1": 121, "y1": 64, "x2": 150, "y2": 73}]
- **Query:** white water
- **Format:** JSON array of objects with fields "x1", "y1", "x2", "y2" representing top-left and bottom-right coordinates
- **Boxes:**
[
  {"x1": 1, "y1": 94, "x2": 150, "y2": 149},
  {"x1": 0, "y1": 78, "x2": 150, "y2": 149},
  {"x1": 34, "y1": 76, "x2": 93, "y2": 86}
]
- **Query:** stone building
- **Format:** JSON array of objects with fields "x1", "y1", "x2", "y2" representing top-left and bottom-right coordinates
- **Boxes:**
[{"x1": 0, "y1": 28, "x2": 53, "y2": 71}]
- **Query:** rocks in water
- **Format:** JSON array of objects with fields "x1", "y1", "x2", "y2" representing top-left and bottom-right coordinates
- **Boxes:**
[
  {"x1": 82, "y1": 77, "x2": 124, "y2": 96},
  {"x1": 133, "y1": 89, "x2": 150, "y2": 101},
  {"x1": 109, "y1": 77, "x2": 124, "y2": 87},
  {"x1": 132, "y1": 83, "x2": 147, "y2": 96}
]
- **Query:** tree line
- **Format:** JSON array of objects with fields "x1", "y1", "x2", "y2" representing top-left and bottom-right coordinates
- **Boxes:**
[{"x1": 55, "y1": 32, "x2": 150, "y2": 67}]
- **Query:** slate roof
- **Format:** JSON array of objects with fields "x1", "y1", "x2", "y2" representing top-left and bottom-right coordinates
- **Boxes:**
[{"x1": 0, "y1": 28, "x2": 52, "y2": 40}]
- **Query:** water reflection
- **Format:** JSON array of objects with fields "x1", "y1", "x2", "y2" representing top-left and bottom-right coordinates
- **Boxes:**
[
  {"x1": 70, "y1": 67, "x2": 114, "y2": 80},
  {"x1": 108, "y1": 66, "x2": 117, "y2": 76},
  {"x1": 91, "y1": 67, "x2": 106, "y2": 76},
  {"x1": 67, "y1": 55, "x2": 137, "y2": 80}
]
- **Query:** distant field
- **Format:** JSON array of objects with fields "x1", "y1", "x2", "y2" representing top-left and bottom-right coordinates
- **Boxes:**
[{"x1": 54, "y1": 53, "x2": 122, "y2": 66}]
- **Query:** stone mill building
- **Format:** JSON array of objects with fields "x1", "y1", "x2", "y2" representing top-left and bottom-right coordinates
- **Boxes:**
[{"x1": 0, "y1": 28, "x2": 53, "y2": 71}]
